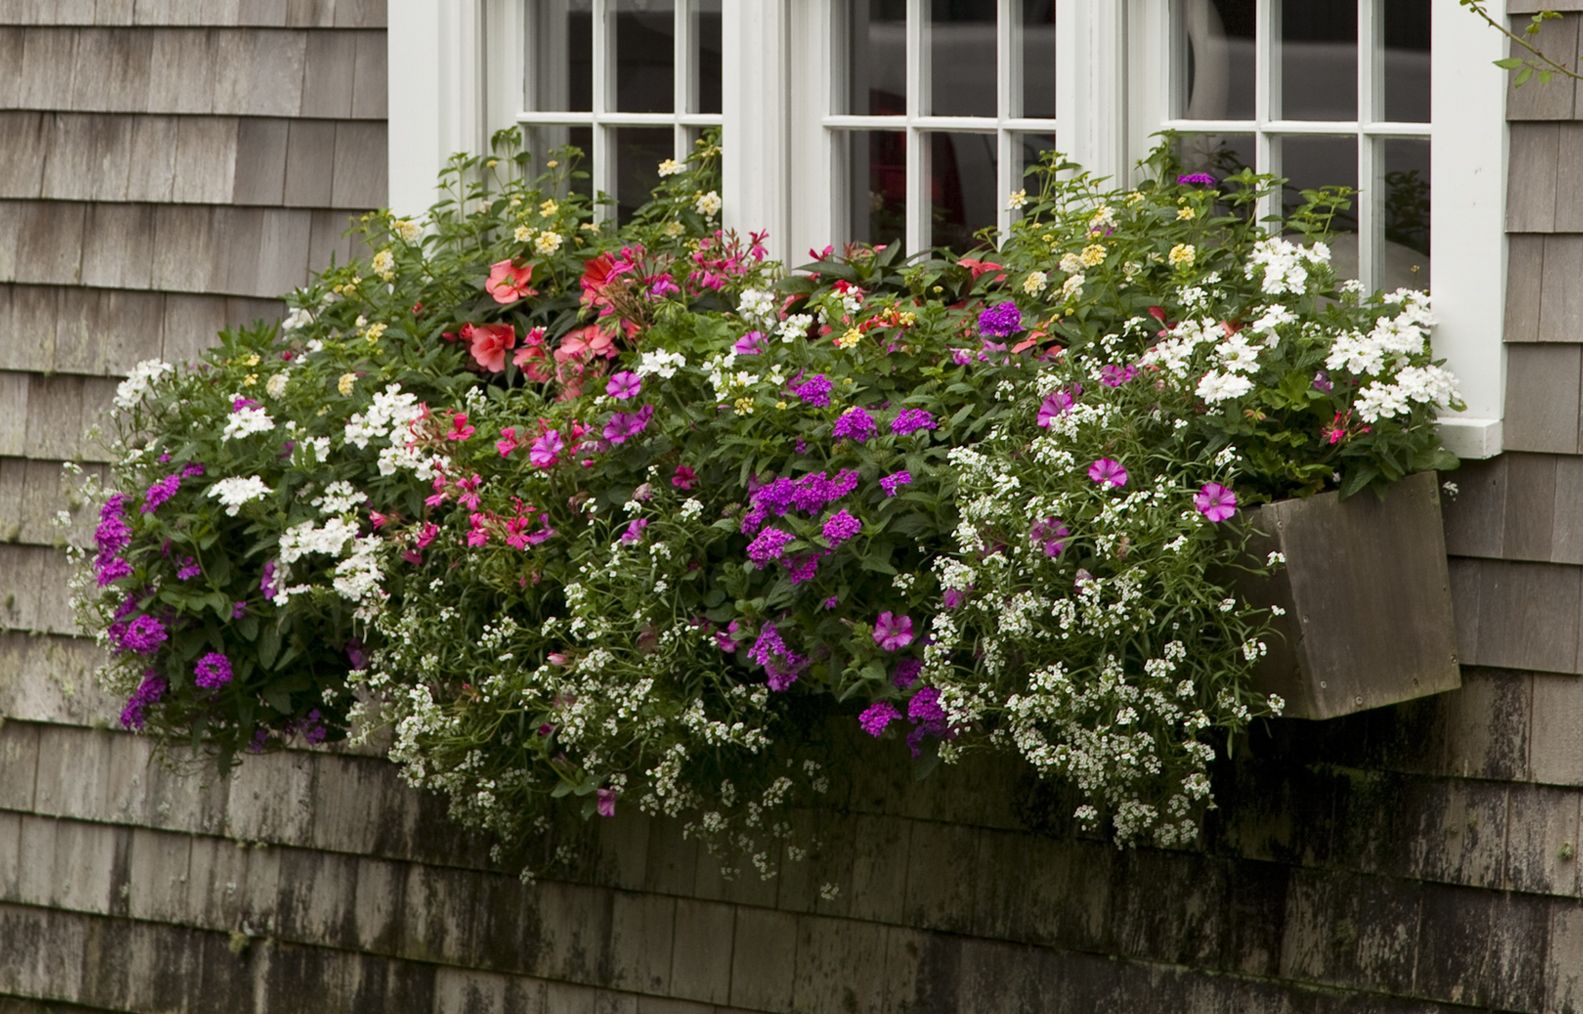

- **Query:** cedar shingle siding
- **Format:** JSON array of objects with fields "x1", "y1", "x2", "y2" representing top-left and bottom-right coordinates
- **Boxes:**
[{"x1": 3, "y1": 4, "x2": 1582, "y2": 1010}]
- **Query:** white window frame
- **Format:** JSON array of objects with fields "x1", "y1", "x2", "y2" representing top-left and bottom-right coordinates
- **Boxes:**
[{"x1": 389, "y1": 0, "x2": 1507, "y2": 458}]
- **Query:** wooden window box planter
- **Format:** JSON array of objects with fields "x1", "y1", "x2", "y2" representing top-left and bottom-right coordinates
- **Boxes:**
[{"x1": 1237, "y1": 470, "x2": 1461, "y2": 720}]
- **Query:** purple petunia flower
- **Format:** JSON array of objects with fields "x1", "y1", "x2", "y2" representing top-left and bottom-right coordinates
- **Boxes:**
[
  {"x1": 791, "y1": 374, "x2": 833, "y2": 407},
  {"x1": 892, "y1": 657, "x2": 924, "y2": 689},
  {"x1": 873, "y1": 611, "x2": 914, "y2": 652},
  {"x1": 1088, "y1": 458, "x2": 1128, "y2": 489},
  {"x1": 530, "y1": 428, "x2": 565, "y2": 468},
  {"x1": 1177, "y1": 172, "x2": 1216, "y2": 186},
  {"x1": 176, "y1": 557, "x2": 202, "y2": 581},
  {"x1": 891, "y1": 409, "x2": 938, "y2": 436},
  {"x1": 1030, "y1": 517, "x2": 1069, "y2": 557},
  {"x1": 822, "y1": 595, "x2": 839, "y2": 610},
  {"x1": 194, "y1": 651, "x2": 233, "y2": 689},
  {"x1": 596, "y1": 788, "x2": 618, "y2": 818},
  {"x1": 832, "y1": 406, "x2": 877, "y2": 443},
  {"x1": 1099, "y1": 364, "x2": 1136, "y2": 388},
  {"x1": 1037, "y1": 388, "x2": 1079, "y2": 427},
  {"x1": 606, "y1": 370, "x2": 642, "y2": 400},
  {"x1": 822, "y1": 509, "x2": 862, "y2": 547},
  {"x1": 603, "y1": 406, "x2": 653, "y2": 445},
  {"x1": 858, "y1": 700, "x2": 902, "y2": 737},
  {"x1": 620, "y1": 518, "x2": 649, "y2": 544},
  {"x1": 1312, "y1": 370, "x2": 1334, "y2": 393},
  {"x1": 1194, "y1": 482, "x2": 1238, "y2": 523},
  {"x1": 978, "y1": 301, "x2": 1024, "y2": 338},
  {"x1": 733, "y1": 330, "x2": 766, "y2": 355},
  {"x1": 879, "y1": 471, "x2": 912, "y2": 497}
]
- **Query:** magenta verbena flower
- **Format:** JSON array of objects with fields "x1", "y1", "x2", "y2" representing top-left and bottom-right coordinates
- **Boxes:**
[
  {"x1": 746, "y1": 526, "x2": 795, "y2": 567},
  {"x1": 193, "y1": 651, "x2": 233, "y2": 689},
  {"x1": 1088, "y1": 458, "x2": 1128, "y2": 489},
  {"x1": 831, "y1": 406, "x2": 877, "y2": 443},
  {"x1": 892, "y1": 657, "x2": 923, "y2": 689},
  {"x1": 858, "y1": 700, "x2": 901, "y2": 737},
  {"x1": 1312, "y1": 370, "x2": 1334, "y2": 393},
  {"x1": 116, "y1": 614, "x2": 168, "y2": 655},
  {"x1": 786, "y1": 551, "x2": 822, "y2": 585},
  {"x1": 176, "y1": 558, "x2": 202, "y2": 581},
  {"x1": 907, "y1": 686, "x2": 945, "y2": 725},
  {"x1": 873, "y1": 611, "x2": 915, "y2": 652},
  {"x1": 749, "y1": 622, "x2": 805, "y2": 691},
  {"x1": 119, "y1": 671, "x2": 167, "y2": 730},
  {"x1": 1194, "y1": 482, "x2": 1238, "y2": 523},
  {"x1": 95, "y1": 554, "x2": 133, "y2": 587},
  {"x1": 1177, "y1": 172, "x2": 1216, "y2": 185},
  {"x1": 140, "y1": 473, "x2": 182, "y2": 514},
  {"x1": 606, "y1": 370, "x2": 642, "y2": 400},
  {"x1": 977, "y1": 301, "x2": 1024, "y2": 338},
  {"x1": 891, "y1": 408, "x2": 938, "y2": 436},
  {"x1": 95, "y1": 494, "x2": 132, "y2": 555},
  {"x1": 822, "y1": 509, "x2": 862, "y2": 547},
  {"x1": 879, "y1": 471, "x2": 912, "y2": 497},
  {"x1": 260, "y1": 559, "x2": 280, "y2": 601},
  {"x1": 791, "y1": 373, "x2": 833, "y2": 407}
]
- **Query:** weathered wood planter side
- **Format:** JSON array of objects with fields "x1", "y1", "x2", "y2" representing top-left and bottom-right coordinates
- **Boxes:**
[{"x1": 1239, "y1": 470, "x2": 1461, "y2": 720}]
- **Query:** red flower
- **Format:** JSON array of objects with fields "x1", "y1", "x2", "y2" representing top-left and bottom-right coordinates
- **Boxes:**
[
  {"x1": 958, "y1": 257, "x2": 1006, "y2": 283},
  {"x1": 462, "y1": 322, "x2": 516, "y2": 372},
  {"x1": 486, "y1": 259, "x2": 536, "y2": 304},
  {"x1": 579, "y1": 252, "x2": 621, "y2": 309},
  {"x1": 512, "y1": 326, "x2": 552, "y2": 381}
]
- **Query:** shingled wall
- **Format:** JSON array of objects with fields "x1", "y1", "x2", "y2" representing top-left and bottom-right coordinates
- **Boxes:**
[{"x1": 4, "y1": 3, "x2": 1583, "y2": 1011}]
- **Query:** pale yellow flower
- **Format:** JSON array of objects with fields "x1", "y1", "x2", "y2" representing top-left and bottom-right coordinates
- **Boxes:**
[
  {"x1": 775, "y1": 400, "x2": 788, "y2": 411},
  {"x1": 732, "y1": 396, "x2": 755, "y2": 415},
  {"x1": 392, "y1": 218, "x2": 421, "y2": 243},
  {"x1": 1168, "y1": 243, "x2": 1197, "y2": 269},
  {"x1": 662, "y1": 220, "x2": 685, "y2": 238},
  {"x1": 372, "y1": 248, "x2": 395, "y2": 281},
  {"x1": 834, "y1": 328, "x2": 862, "y2": 349},
  {"x1": 1080, "y1": 243, "x2": 1107, "y2": 267},
  {"x1": 535, "y1": 231, "x2": 563, "y2": 256},
  {"x1": 241, "y1": 353, "x2": 260, "y2": 367},
  {"x1": 1007, "y1": 189, "x2": 1028, "y2": 210},
  {"x1": 695, "y1": 190, "x2": 722, "y2": 217},
  {"x1": 337, "y1": 372, "x2": 357, "y2": 396},
  {"x1": 514, "y1": 224, "x2": 534, "y2": 243},
  {"x1": 363, "y1": 322, "x2": 387, "y2": 344},
  {"x1": 545, "y1": 159, "x2": 559, "y2": 169},
  {"x1": 539, "y1": 199, "x2": 559, "y2": 218},
  {"x1": 1177, "y1": 206, "x2": 1196, "y2": 221},
  {"x1": 658, "y1": 158, "x2": 683, "y2": 177},
  {"x1": 241, "y1": 373, "x2": 258, "y2": 387},
  {"x1": 1022, "y1": 271, "x2": 1049, "y2": 296}
]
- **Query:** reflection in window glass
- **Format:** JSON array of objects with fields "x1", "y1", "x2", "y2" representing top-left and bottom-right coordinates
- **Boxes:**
[
  {"x1": 1175, "y1": 132, "x2": 1254, "y2": 180},
  {"x1": 1178, "y1": 0, "x2": 1255, "y2": 120},
  {"x1": 1017, "y1": 132, "x2": 1058, "y2": 193},
  {"x1": 529, "y1": 0, "x2": 593, "y2": 112},
  {"x1": 1280, "y1": 135, "x2": 1358, "y2": 277},
  {"x1": 845, "y1": 0, "x2": 907, "y2": 115},
  {"x1": 1280, "y1": 0, "x2": 1356, "y2": 120},
  {"x1": 1021, "y1": 0, "x2": 1057, "y2": 119},
  {"x1": 1382, "y1": 137, "x2": 1430, "y2": 286},
  {"x1": 691, "y1": 0, "x2": 723, "y2": 114},
  {"x1": 611, "y1": 127, "x2": 673, "y2": 221},
  {"x1": 613, "y1": 0, "x2": 675, "y2": 113},
  {"x1": 843, "y1": 131, "x2": 908, "y2": 246},
  {"x1": 525, "y1": 125, "x2": 595, "y2": 203},
  {"x1": 928, "y1": 132, "x2": 998, "y2": 253},
  {"x1": 1382, "y1": 0, "x2": 1430, "y2": 123},
  {"x1": 928, "y1": 1, "x2": 996, "y2": 117}
]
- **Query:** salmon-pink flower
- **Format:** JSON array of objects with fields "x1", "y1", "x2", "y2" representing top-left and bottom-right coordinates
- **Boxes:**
[
  {"x1": 873, "y1": 611, "x2": 914, "y2": 652},
  {"x1": 1088, "y1": 458, "x2": 1127, "y2": 489},
  {"x1": 462, "y1": 322, "x2": 517, "y2": 372},
  {"x1": 1194, "y1": 483, "x2": 1238, "y2": 523},
  {"x1": 486, "y1": 259, "x2": 536, "y2": 303}
]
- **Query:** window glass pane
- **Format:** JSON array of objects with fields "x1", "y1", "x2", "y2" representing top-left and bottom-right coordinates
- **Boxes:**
[
  {"x1": 613, "y1": 0, "x2": 675, "y2": 113},
  {"x1": 529, "y1": 0, "x2": 593, "y2": 112},
  {"x1": 844, "y1": 0, "x2": 907, "y2": 115},
  {"x1": 927, "y1": 132, "x2": 997, "y2": 253},
  {"x1": 1021, "y1": 0, "x2": 1058, "y2": 119},
  {"x1": 842, "y1": 130, "x2": 907, "y2": 246},
  {"x1": 611, "y1": 127, "x2": 674, "y2": 221},
  {"x1": 1280, "y1": 0, "x2": 1356, "y2": 121},
  {"x1": 1381, "y1": 137, "x2": 1430, "y2": 287},
  {"x1": 927, "y1": 1, "x2": 996, "y2": 117},
  {"x1": 1278, "y1": 135, "x2": 1358, "y2": 269},
  {"x1": 525, "y1": 125, "x2": 595, "y2": 203},
  {"x1": 1175, "y1": 132, "x2": 1255, "y2": 181},
  {"x1": 691, "y1": 0, "x2": 723, "y2": 114},
  {"x1": 1016, "y1": 132, "x2": 1058, "y2": 191},
  {"x1": 1382, "y1": 0, "x2": 1430, "y2": 123},
  {"x1": 1177, "y1": 0, "x2": 1255, "y2": 120}
]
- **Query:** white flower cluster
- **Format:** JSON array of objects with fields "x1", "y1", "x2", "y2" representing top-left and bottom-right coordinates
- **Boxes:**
[
  {"x1": 344, "y1": 383, "x2": 443, "y2": 478},
  {"x1": 113, "y1": 360, "x2": 173, "y2": 411},
  {"x1": 737, "y1": 287, "x2": 777, "y2": 328},
  {"x1": 1245, "y1": 237, "x2": 1329, "y2": 295},
  {"x1": 205, "y1": 475, "x2": 271, "y2": 516},
  {"x1": 221, "y1": 399, "x2": 275, "y2": 441},
  {"x1": 313, "y1": 480, "x2": 367, "y2": 516},
  {"x1": 332, "y1": 534, "x2": 387, "y2": 619},
  {"x1": 637, "y1": 349, "x2": 687, "y2": 379}
]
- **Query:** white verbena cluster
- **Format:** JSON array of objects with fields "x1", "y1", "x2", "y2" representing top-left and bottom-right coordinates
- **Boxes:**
[
  {"x1": 113, "y1": 360, "x2": 174, "y2": 411},
  {"x1": 205, "y1": 475, "x2": 271, "y2": 516}
]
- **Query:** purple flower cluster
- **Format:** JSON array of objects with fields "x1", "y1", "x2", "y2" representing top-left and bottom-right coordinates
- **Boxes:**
[
  {"x1": 977, "y1": 301, "x2": 1024, "y2": 338},
  {"x1": 856, "y1": 683, "x2": 953, "y2": 756},
  {"x1": 118, "y1": 670, "x2": 167, "y2": 730},
  {"x1": 1177, "y1": 172, "x2": 1216, "y2": 185},
  {"x1": 831, "y1": 406, "x2": 876, "y2": 443},
  {"x1": 890, "y1": 409, "x2": 937, "y2": 436},
  {"x1": 1099, "y1": 363, "x2": 1137, "y2": 388},
  {"x1": 791, "y1": 373, "x2": 833, "y2": 407},
  {"x1": 892, "y1": 657, "x2": 923, "y2": 688},
  {"x1": 859, "y1": 700, "x2": 900, "y2": 737},
  {"x1": 746, "y1": 526, "x2": 795, "y2": 567},
  {"x1": 93, "y1": 494, "x2": 134, "y2": 587},
  {"x1": 620, "y1": 518, "x2": 649, "y2": 544},
  {"x1": 821, "y1": 510, "x2": 862, "y2": 547},
  {"x1": 786, "y1": 551, "x2": 822, "y2": 584},
  {"x1": 194, "y1": 652, "x2": 233, "y2": 689},
  {"x1": 749, "y1": 622, "x2": 806, "y2": 691},
  {"x1": 879, "y1": 471, "x2": 912, "y2": 497},
  {"x1": 140, "y1": 473, "x2": 181, "y2": 514},
  {"x1": 114, "y1": 614, "x2": 168, "y2": 655},
  {"x1": 176, "y1": 557, "x2": 202, "y2": 581},
  {"x1": 260, "y1": 560, "x2": 281, "y2": 601},
  {"x1": 741, "y1": 469, "x2": 860, "y2": 536}
]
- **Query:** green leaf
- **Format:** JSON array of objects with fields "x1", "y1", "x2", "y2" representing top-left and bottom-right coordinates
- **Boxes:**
[
  {"x1": 257, "y1": 624, "x2": 281, "y2": 669},
  {"x1": 264, "y1": 689, "x2": 294, "y2": 714},
  {"x1": 1515, "y1": 65, "x2": 1535, "y2": 88}
]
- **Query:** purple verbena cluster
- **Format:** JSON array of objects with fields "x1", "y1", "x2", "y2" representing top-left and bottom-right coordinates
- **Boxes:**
[
  {"x1": 791, "y1": 373, "x2": 832, "y2": 407},
  {"x1": 977, "y1": 301, "x2": 1023, "y2": 338},
  {"x1": 831, "y1": 406, "x2": 876, "y2": 443},
  {"x1": 118, "y1": 670, "x2": 167, "y2": 730},
  {"x1": 741, "y1": 468, "x2": 860, "y2": 536},
  {"x1": 194, "y1": 651, "x2": 233, "y2": 689},
  {"x1": 890, "y1": 409, "x2": 937, "y2": 436},
  {"x1": 749, "y1": 622, "x2": 805, "y2": 691}
]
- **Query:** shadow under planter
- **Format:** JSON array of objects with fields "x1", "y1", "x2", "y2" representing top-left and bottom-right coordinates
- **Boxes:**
[{"x1": 1239, "y1": 470, "x2": 1461, "y2": 720}]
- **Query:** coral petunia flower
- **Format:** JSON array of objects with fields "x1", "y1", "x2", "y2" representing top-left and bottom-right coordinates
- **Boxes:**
[
  {"x1": 461, "y1": 322, "x2": 516, "y2": 372},
  {"x1": 486, "y1": 259, "x2": 536, "y2": 303}
]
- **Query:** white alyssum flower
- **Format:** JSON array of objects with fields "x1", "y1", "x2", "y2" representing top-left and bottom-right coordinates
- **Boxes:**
[
  {"x1": 205, "y1": 476, "x2": 271, "y2": 516},
  {"x1": 114, "y1": 360, "x2": 174, "y2": 411}
]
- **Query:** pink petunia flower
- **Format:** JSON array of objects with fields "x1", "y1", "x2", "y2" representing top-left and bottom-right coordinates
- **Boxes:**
[
  {"x1": 606, "y1": 370, "x2": 642, "y2": 400},
  {"x1": 872, "y1": 611, "x2": 915, "y2": 652},
  {"x1": 1087, "y1": 458, "x2": 1128, "y2": 489},
  {"x1": 671, "y1": 465, "x2": 697, "y2": 490},
  {"x1": 529, "y1": 429, "x2": 565, "y2": 468},
  {"x1": 447, "y1": 412, "x2": 476, "y2": 442},
  {"x1": 1194, "y1": 482, "x2": 1238, "y2": 523},
  {"x1": 596, "y1": 788, "x2": 617, "y2": 818},
  {"x1": 1037, "y1": 388, "x2": 1079, "y2": 427}
]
